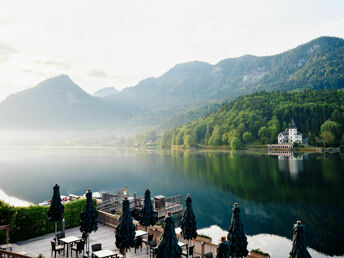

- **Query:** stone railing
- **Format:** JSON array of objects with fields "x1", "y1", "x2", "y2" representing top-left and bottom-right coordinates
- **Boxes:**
[{"x1": 98, "y1": 210, "x2": 217, "y2": 257}]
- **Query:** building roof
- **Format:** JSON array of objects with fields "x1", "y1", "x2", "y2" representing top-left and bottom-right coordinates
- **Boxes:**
[{"x1": 290, "y1": 118, "x2": 297, "y2": 129}]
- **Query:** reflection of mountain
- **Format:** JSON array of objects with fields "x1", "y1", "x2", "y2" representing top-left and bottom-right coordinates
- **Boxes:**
[{"x1": 161, "y1": 150, "x2": 344, "y2": 256}]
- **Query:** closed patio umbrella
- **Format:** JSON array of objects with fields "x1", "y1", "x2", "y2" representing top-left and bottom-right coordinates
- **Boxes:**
[
  {"x1": 115, "y1": 196, "x2": 136, "y2": 257},
  {"x1": 80, "y1": 189, "x2": 98, "y2": 258},
  {"x1": 138, "y1": 187, "x2": 157, "y2": 253},
  {"x1": 48, "y1": 184, "x2": 64, "y2": 244},
  {"x1": 180, "y1": 194, "x2": 198, "y2": 257},
  {"x1": 227, "y1": 203, "x2": 248, "y2": 258},
  {"x1": 156, "y1": 212, "x2": 182, "y2": 258},
  {"x1": 289, "y1": 221, "x2": 311, "y2": 258}
]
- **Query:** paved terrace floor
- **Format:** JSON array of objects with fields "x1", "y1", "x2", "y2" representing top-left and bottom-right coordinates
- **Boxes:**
[{"x1": 12, "y1": 225, "x2": 150, "y2": 258}]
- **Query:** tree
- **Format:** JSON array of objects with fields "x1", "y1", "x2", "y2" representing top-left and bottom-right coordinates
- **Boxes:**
[
  {"x1": 230, "y1": 137, "x2": 242, "y2": 150},
  {"x1": 320, "y1": 120, "x2": 340, "y2": 140},
  {"x1": 242, "y1": 132, "x2": 253, "y2": 144},
  {"x1": 258, "y1": 126, "x2": 271, "y2": 144},
  {"x1": 320, "y1": 131, "x2": 335, "y2": 148}
]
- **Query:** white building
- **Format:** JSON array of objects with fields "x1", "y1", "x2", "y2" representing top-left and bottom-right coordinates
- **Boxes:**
[{"x1": 277, "y1": 118, "x2": 303, "y2": 144}]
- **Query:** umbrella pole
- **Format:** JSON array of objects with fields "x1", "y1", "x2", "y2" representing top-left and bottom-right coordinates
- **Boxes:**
[
  {"x1": 55, "y1": 222, "x2": 57, "y2": 244},
  {"x1": 88, "y1": 235, "x2": 90, "y2": 258},
  {"x1": 187, "y1": 239, "x2": 190, "y2": 258},
  {"x1": 146, "y1": 226, "x2": 149, "y2": 254}
]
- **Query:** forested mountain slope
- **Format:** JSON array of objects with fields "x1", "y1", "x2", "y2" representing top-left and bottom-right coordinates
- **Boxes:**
[{"x1": 161, "y1": 90, "x2": 344, "y2": 148}]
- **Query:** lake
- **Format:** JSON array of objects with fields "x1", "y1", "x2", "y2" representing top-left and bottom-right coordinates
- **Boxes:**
[{"x1": 0, "y1": 147, "x2": 343, "y2": 257}]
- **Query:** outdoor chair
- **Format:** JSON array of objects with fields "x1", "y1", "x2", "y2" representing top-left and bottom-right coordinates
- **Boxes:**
[
  {"x1": 91, "y1": 243, "x2": 102, "y2": 251},
  {"x1": 182, "y1": 245, "x2": 194, "y2": 258},
  {"x1": 51, "y1": 240, "x2": 65, "y2": 258},
  {"x1": 54, "y1": 232, "x2": 65, "y2": 244},
  {"x1": 149, "y1": 246, "x2": 158, "y2": 258},
  {"x1": 134, "y1": 237, "x2": 143, "y2": 253},
  {"x1": 204, "y1": 252, "x2": 213, "y2": 258},
  {"x1": 142, "y1": 233, "x2": 154, "y2": 248},
  {"x1": 72, "y1": 240, "x2": 85, "y2": 258}
]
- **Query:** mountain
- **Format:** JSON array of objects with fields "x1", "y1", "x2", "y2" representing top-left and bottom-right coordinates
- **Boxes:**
[
  {"x1": 0, "y1": 36, "x2": 343, "y2": 133},
  {"x1": 93, "y1": 87, "x2": 119, "y2": 97},
  {"x1": 108, "y1": 36, "x2": 344, "y2": 128},
  {"x1": 0, "y1": 75, "x2": 128, "y2": 129},
  {"x1": 160, "y1": 90, "x2": 344, "y2": 148}
]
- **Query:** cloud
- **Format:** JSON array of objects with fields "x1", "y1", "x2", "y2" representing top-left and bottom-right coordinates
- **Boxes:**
[
  {"x1": 0, "y1": 43, "x2": 18, "y2": 61},
  {"x1": 34, "y1": 60, "x2": 71, "y2": 69},
  {"x1": 87, "y1": 69, "x2": 108, "y2": 78}
]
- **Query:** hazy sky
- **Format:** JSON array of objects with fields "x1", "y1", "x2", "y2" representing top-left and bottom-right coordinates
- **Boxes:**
[{"x1": 0, "y1": 0, "x2": 343, "y2": 101}]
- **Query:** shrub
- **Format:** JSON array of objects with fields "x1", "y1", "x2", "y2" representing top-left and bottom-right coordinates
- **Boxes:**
[
  {"x1": 0, "y1": 200, "x2": 15, "y2": 225},
  {"x1": 251, "y1": 248, "x2": 270, "y2": 256},
  {"x1": 10, "y1": 199, "x2": 97, "y2": 242},
  {"x1": 0, "y1": 230, "x2": 7, "y2": 244},
  {"x1": 198, "y1": 233, "x2": 212, "y2": 239}
]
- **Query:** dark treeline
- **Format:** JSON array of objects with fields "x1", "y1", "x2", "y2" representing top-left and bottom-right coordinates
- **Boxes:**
[{"x1": 161, "y1": 90, "x2": 344, "y2": 148}]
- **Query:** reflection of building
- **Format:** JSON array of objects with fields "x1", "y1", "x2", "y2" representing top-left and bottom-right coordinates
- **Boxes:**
[
  {"x1": 278, "y1": 118, "x2": 303, "y2": 145},
  {"x1": 278, "y1": 154, "x2": 304, "y2": 180}
]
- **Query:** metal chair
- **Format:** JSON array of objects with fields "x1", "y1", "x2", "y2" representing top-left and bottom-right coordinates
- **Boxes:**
[
  {"x1": 51, "y1": 241, "x2": 65, "y2": 258},
  {"x1": 142, "y1": 233, "x2": 154, "y2": 248},
  {"x1": 182, "y1": 245, "x2": 194, "y2": 257},
  {"x1": 204, "y1": 252, "x2": 213, "y2": 258},
  {"x1": 134, "y1": 237, "x2": 143, "y2": 253},
  {"x1": 72, "y1": 240, "x2": 85, "y2": 258}
]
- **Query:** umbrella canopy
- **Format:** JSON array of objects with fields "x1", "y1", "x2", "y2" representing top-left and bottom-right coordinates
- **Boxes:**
[
  {"x1": 216, "y1": 237, "x2": 230, "y2": 258},
  {"x1": 180, "y1": 194, "x2": 198, "y2": 240},
  {"x1": 48, "y1": 184, "x2": 64, "y2": 222},
  {"x1": 289, "y1": 221, "x2": 311, "y2": 258},
  {"x1": 156, "y1": 213, "x2": 182, "y2": 258},
  {"x1": 115, "y1": 197, "x2": 136, "y2": 250},
  {"x1": 138, "y1": 187, "x2": 157, "y2": 227},
  {"x1": 227, "y1": 203, "x2": 248, "y2": 258},
  {"x1": 80, "y1": 190, "x2": 98, "y2": 234}
]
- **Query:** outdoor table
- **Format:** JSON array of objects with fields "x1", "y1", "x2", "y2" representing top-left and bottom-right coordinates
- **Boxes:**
[
  {"x1": 135, "y1": 230, "x2": 148, "y2": 238},
  {"x1": 178, "y1": 241, "x2": 187, "y2": 248},
  {"x1": 92, "y1": 249, "x2": 118, "y2": 258},
  {"x1": 59, "y1": 236, "x2": 82, "y2": 257}
]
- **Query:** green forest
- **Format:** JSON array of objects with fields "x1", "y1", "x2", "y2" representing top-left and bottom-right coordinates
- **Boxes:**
[{"x1": 160, "y1": 90, "x2": 344, "y2": 149}]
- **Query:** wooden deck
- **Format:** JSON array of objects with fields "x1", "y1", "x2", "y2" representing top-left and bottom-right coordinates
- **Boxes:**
[{"x1": 11, "y1": 225, "x2": 150, "y2": 258}]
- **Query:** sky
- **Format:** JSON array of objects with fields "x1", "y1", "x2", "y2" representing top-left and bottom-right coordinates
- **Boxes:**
[{"x1": 0, "y1": 0, "x2": 343, "y2": 101}]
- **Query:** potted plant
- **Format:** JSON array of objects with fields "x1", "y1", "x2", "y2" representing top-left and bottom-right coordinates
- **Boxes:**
[{"x1": 249, "y1": 248, "x2": 270, "y2": 258}]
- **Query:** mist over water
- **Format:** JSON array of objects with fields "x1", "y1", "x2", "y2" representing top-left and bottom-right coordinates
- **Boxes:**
[{"x1": 0, "y1": 148, "x2": 343, "y2": 257}]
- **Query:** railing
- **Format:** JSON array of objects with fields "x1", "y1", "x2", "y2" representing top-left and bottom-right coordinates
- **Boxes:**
[
  {"x1": 98, "y1": 210, "x2": 217, "y2": 257},
  {"x1": 164, "y1": 194, "x2": 182, "y2": 208},
  {"x1": 0, "y1": 249, "x2": 32, "y2": 258}
]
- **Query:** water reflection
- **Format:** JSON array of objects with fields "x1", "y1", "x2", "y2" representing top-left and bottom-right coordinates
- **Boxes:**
[
  {"x1": 0, "y1": 148, "x2": 343, "y2": 256},
  {"x1": 277, "y1": 153, "x2": 304, "y2": 180}
]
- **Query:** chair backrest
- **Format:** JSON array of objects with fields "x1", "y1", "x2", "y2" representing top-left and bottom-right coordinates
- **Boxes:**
[
  {"x1": 91, "y1": 243, "x2": 102, "y2": 252},
  {"x1": 148, "y1": 234, "x2": 154, "y2": 242},
  {"x1": 51, "y1": 241, "x2": 56, "y2": 251},
  {"x1": 204, "y1": 252, "x2": 213, "y2": 258},
  {"x1": 149, "y1": 240, "x2": 157, "y2": 247},
  {"x1": 188, "y1": 245, "x2": 194, "y2": 255},
  {"x1": 56, "y1": 232, "x2": 65, "y2": 240},
  {"x1": 135, "y1": 237, "x2": 142, "y2": 245},
  {"x1": 77, "y1": 241, "x2": 85, "y2": 251},
  {"x1": 82, "y1": 232, "x2": 88, "y2": 241}
]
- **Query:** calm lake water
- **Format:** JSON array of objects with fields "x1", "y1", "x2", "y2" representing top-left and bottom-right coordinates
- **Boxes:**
[{"x1": 0, "y1": 148, "x2": 343, "y2": 257}]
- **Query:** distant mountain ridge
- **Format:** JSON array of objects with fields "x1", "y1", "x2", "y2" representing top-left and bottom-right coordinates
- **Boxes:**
[
  {"x1": 109, "y1": 36, "x2": 344, "y2": 126},
  {"x1": 0, "y1": 36, "x2": 343, "y2": 131},
  {"x1": 93, "y1": 87, "x2": 119, "y2": 97},
  {"x1": 0, "y1": 75, "x2": 127, "y2": 129}
]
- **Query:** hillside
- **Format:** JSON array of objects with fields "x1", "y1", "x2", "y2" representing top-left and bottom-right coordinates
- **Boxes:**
[
  {"x1": 160, "y1": 90, "x2": 344, "y2": 148},
  {"x1": 93, "y1": 87, "x2": 119, "y2": 97},
  {"x1": 0, "y1": 75, "x2": 128, "y2": 129},
  {"x1": 0, "y1": 36, "x2": 343, "y2": 133},
  {"x1": 111, "y1": 36, "x2": 344, "y2": 128}
]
